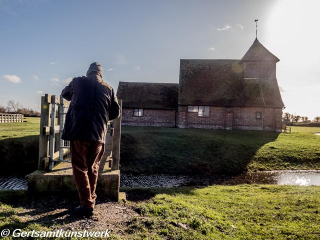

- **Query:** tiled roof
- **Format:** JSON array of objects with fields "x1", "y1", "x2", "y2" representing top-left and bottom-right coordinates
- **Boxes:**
[
  {"x1": 179, "y1": 59, "x2": 284, "y2": 108},
  {"x1": 242, "y1": 38, "x2": 280, "y2": 62},
  {"x1": 117, "y1": 82, "x2": 178, "y2": 109}
]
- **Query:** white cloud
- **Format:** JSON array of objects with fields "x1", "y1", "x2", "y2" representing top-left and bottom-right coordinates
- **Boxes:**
[
  {"x1": 216, "y1": 24, "x2": 231, "y2": 31},
  {"x1": 115, "y1": 54, "x2": 128, "y2": 65},
  {"x1": 107, "y1": 68, "x2": 114, "y2": 72},
  {"x1": 2, "y1": 75, "x2": 21, "y2": 83},
  {"x1": 236, "y1": 24, "x2": 244, "y2": 29},
  {"x1": 208, "y1": 47, "x2": 215, "y2": 51},
  {"x1": 33, "y1": 75, "x2": 39, "y2": 81},
  {"x1": 36, "y1": 90, "x2": 44, "y2": 95},
  {"x1": 63, "y1": 77, "x2": 73, "y2": 84},
  {"x1": 51, "y1": 77, "x2": 60, "y2": 87},
  {"x1": 50, "y1": 62, "x2": 56, "y2": 65},
  {"x1": 134, "y1": 66, "x2": 141, "y2": 70}
]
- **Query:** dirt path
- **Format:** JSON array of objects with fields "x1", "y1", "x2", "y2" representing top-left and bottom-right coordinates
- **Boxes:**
[{"x1": 4, "y1": 193, "x2": 140, "y2": 238}]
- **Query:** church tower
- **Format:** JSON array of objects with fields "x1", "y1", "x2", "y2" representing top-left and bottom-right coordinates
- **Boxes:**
[{"x1": 241, "y1": 38, "x2": 279, "y2": 79}]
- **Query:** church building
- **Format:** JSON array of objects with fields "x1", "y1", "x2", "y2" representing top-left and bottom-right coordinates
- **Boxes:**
[{"x1": 117, "y1": 38, "x2": 284, "y2": 132}]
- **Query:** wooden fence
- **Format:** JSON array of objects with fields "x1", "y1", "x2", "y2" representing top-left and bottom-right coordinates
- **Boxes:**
[
  {"x1": 38, "y1": 94, "x2": 122, "y2": 172},
  {"x1": 0, "y1": 113, "x2": 24, "y2": 123}
]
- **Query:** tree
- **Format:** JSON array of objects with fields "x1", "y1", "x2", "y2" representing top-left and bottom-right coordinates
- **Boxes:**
[
  {"x1": 283, "y1": 112, "x2": 291, "y2": 122},
  {"x1": 314, "y1": 116, "x2": 320, "y2": 122},
  {"x1": 17, "y1": 108, "x2": 40, "y2": 117},
  {"x1": 294, "y1": 115, "x2": 301, "y2": 123},
  {"x1": 7, "y1": 100, "x2": 22, "y2": 113},
  {"x1": 290, "y1": 114, "x2": 294, "y2": 123},
  {"x1": 0, "y1": 105, "x2": 5, "y2": 113}
]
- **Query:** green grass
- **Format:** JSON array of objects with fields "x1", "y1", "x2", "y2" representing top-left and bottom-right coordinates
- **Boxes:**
[
  {"x1": 0, "y1": 117, "x2": 40, "y2": 174},
  {"x1": 290, "y1": 126, "x2": 320, "y2": 133},
  {"x1": 0, "y1": 117, "x2": 40, "y2": 140},
  {"x1": 121, "y1": 126, "x2": 320, "y2": 174},
  {"x1": 1, "y1": 186, "x2": 319, "y2": 239},
  {"x1": 127, "y1": 185, "x2": 320, "y2": 239},
  {"x1": 1, "y1": 119, "x2": 320, "y2": 174}
]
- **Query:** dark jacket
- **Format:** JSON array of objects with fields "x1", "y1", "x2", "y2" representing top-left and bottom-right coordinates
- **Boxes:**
[{"x1": 61, "y1": 74, "x2": 120, "y2": 143}]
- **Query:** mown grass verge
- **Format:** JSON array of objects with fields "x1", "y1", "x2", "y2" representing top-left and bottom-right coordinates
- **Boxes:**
[
  {"x1": 121, "y1": 126, "x2": 320, "y2": 174},
  {"x1": 126, "y1": 185, "x2": 320, "y2": 239}
]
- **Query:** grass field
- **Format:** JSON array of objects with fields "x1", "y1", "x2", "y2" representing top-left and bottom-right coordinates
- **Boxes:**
[
  {"x1": 121, "y1": 126, "x2": 320, "y2": 174},
  {"x1": 0, "y1": 117, "x2": 40, "y2": 140},
  {"x1": 1, "y1": 118, "x2": 320, "y2": 174},
  {"x1": 0, "y1": 185, "x2": 319, "y2": 239},
  {"x1": 0, "y1": 117, "x2": 40, "y2": 174}
]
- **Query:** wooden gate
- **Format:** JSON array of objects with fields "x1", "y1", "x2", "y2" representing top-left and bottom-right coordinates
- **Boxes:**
[{"x1": 38, "y1": 94, "x2": 122, "y2": 172}]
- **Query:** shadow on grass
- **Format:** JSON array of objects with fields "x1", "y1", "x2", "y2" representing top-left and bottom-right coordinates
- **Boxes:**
[
  {"x1": 0, "y1": 191, "x2": 98, "y2": 231},
  {"x1": 120, "y1": 127, "x2": 280, "y2": 175},
  {"x1": 0, "y1": 135, "x2": 39, "y2": 175}
]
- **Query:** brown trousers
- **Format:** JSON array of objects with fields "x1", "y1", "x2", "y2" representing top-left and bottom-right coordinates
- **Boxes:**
[{"x1": 70, "y1": 140, "x2": 105, "y2": 209}]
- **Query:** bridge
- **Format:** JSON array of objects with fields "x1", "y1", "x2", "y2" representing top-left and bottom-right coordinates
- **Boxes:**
[{"x1": 28, "y1": 94, "x2": 123, "y2": 201}]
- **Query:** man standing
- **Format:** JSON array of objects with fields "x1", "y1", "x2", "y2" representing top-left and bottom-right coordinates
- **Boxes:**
[{"x1": 61, "y1": 62, "x2": 120, "y2": 217}]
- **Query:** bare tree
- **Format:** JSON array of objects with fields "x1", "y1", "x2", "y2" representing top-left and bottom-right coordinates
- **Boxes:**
[
  {"x1": 7, "y1": 100, "x2": 22, "y2": 113},
  {"x1": 0, "y1": 105, "x2": 5, "y2": 113}
]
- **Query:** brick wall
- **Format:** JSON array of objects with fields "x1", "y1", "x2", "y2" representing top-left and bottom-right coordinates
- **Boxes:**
[
  {"x1": 122, "y1": 108, "x2": 176, "y2": 127},
  {"x1": 177, "y1": 106, "x2": 282, "y2": 132}
]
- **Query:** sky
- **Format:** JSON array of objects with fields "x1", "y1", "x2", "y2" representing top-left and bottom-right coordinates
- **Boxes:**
[{"x1": 0, "y1": 0, "x2": 319, "y2": 119}]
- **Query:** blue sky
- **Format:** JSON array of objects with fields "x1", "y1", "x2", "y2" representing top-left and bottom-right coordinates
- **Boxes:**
[{"x1": 1, "y1": 0, "x2": 319, "y2": 118}]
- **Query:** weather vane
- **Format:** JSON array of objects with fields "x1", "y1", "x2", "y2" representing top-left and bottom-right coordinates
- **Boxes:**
[{"x1": 255, "y1": 19, "x2": 258, "y2": 39}]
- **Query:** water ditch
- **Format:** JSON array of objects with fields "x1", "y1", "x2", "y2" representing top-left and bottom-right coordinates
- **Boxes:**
[{"x1": 0, "y1": 170, "x2": 319, "y2": 191}]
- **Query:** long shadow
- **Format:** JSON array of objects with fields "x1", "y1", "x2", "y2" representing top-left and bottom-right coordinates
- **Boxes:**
[
  {"x1": 0, "y1": 135, "x2": 39, "y2": 176},
  {"x1": 0, "y1": 191, "x2": 109, "y2": 231},
  {"x1": 120, "y1": 127, "x2": 281, "y2": 175}
]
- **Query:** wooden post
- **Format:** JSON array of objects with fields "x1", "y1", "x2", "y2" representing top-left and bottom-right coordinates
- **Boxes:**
[
  {"x1": 111, "y1": 100, "x2": 122, "y2": 171},
  {"x1": 38, "y1": 95, "x2": 50, "y2": 170},
  {"x1": 48, "y1": 95, "x2": 56, "y2": 171},
  {"x1": 59, "y1": 96, "x2": 64, "y2": 161}
]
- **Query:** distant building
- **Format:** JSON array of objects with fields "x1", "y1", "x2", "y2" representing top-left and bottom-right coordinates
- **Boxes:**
[
  {"x1": 117, "y1": 38, "x2": 284, "y2": 132},
  {"x1": 117, "y1": 82, "x2": 178, "y2": 127}
]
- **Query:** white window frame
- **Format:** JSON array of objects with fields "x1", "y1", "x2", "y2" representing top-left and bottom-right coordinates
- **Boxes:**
[
  {"x1": 256, "y1": 112, "x2": 262, "y2": 119},
  {"x1": 198, "y1": 106, "x2": 210, "y2": 117},
  {"x1": 134, "y1": 108, "x2": 144, "y2": 117},
  {"x1": 188, "y1": 106, "x2": 199, "y2": 113}
]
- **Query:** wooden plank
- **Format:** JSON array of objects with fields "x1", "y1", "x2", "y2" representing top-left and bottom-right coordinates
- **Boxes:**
[
  {"x1": 44, "y1": 94, "x2": 51, "y2": 103},
  {"x1": 51, "y1": 125, "x2": 60, "y2": 134},
  {"x1": 43, "y1": 126, "x2": 50, "y2": 135},
  {"x1": 38, "y1": 96, "x2": 50, "y2": 170},
  {"x1": 112, "y1": 99, "x2": 122, "y2": 171},
  {"x1": 49, "y1": 95, "x2": 56, "y2": 171},
  {"x1": 58, "y1": 96, "x2": 64, "y2": 161},
  {"x1": 63, "y1": 99, "x2": 70, "y2": 107}
]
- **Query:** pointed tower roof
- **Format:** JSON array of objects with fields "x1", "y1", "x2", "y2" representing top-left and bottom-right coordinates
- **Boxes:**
[{"x1": 242, "y1": 38, "x2": 280, "y2": 62}]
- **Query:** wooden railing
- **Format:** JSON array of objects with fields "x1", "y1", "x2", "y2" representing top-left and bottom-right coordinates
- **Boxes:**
[
  {"x1": 38, "y1": 94, "x2": 122, "y2": 172},
  {"x1": 0, "y1": 113, "x2": 24, "y2": 123}
]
